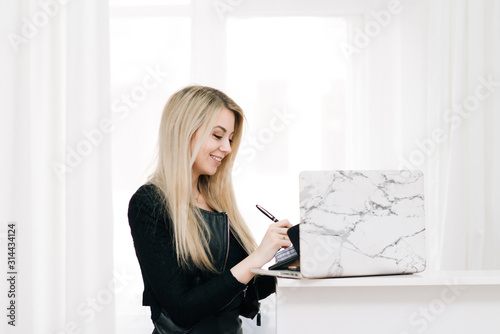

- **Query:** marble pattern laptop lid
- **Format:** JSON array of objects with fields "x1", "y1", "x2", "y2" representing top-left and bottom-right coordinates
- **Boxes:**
[{"x1": 299, "y1": 170, "x2": 426, "y2": 278}]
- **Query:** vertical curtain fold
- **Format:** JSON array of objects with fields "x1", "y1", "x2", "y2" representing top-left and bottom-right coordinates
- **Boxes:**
[
  {"x1": 482, "y1": 0, "x2": 500, "y2": 270},
  {"x1": 0, "y1": 0, "x2": 115, "y2": 333},
  {"x1": 427, "y1": 0, "x2": 500, "y2": 270}
]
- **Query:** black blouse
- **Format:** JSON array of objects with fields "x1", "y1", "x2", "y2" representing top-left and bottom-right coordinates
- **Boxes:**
[{"x1": 127, "y1": 184, "x2": 275, "y2": 328}]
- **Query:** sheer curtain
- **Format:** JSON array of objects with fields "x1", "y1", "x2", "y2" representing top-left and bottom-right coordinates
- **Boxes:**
[
  {"x1": 425, "y1": 0, "x2": 500, "y2": 270},
  {"x1": 3, "y1": 0, "x2": 494, "y2": 333},
  {"x1": 342, "y1": 0, "x2": 500, "y2": 271},
  {"x1": 0, "y1": 1, "x2": 115, "y2": 333},
  {"x1": 108, "y1": 0, "x2": 500, "y2": 333}
]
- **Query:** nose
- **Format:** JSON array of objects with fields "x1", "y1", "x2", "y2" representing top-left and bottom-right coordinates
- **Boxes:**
[{"x1": 219, "y1": 138, "x2": 232, "y2": 154}]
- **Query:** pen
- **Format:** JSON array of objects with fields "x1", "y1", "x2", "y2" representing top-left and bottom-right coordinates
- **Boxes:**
[{"x1": 256, "y1": 204, "x2": 279, "y2": 222}]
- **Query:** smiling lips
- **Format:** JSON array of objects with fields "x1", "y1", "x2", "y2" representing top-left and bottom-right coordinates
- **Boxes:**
[{"x1": 210, "y1": 154, "x2": 223, "y2": 163}]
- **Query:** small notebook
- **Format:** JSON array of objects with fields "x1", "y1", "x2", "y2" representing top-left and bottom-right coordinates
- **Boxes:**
[{"x1": 269, "y1": 224, "x2": 300, "y2": 270}]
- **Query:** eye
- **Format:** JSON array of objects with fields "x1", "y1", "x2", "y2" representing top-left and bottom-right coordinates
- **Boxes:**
[{"x1": 213, "y1": 134, "x2": 222, "y2": 140}]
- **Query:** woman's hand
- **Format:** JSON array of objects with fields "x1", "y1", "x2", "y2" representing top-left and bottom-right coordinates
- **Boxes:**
[
  {"x1": 253, "y1": 219, "x2": 293, "y2": 264},
  {"x1": 230, "y1": 219, "x2": 293, "y2": 284}
]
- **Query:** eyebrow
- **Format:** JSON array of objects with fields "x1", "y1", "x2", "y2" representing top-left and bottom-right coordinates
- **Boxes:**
[{"x1": 213, "y1": 125, "x2": 234, "y2": 134}]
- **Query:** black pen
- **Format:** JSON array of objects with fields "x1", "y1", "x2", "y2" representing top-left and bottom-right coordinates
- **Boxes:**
[{"x1": 256, "y1": 204, "x2": 279, "y2": 222}]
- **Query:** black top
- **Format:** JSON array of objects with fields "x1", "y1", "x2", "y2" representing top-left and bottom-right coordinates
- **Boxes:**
[
  {"x1": 224, "y1": 231, "x2": 250, "y2": 311},
  {"x1": 128, "y1": 184, "x2": 275, "y2": 329}
]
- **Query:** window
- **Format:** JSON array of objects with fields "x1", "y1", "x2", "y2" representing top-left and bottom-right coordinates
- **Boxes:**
[
  {"x1": 110, "y1": 1, "x2": 356, "y2": 332},
  {"x1": 110, "y1": 2, "x2": 191, "y2": 333},
  {"x1": 226, "y1": 16, "x2": 348, "y2": 230}
]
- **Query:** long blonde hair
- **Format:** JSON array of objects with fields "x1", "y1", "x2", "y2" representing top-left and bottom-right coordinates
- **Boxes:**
[{"x1": 149, "y1": 85, "x2": 257, "y2": 272}]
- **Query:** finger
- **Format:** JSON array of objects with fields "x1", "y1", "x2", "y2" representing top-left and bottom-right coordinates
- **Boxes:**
[
  {"x1": 274, "y1": 231, "x2": 288, "y2": 239},
  {"x1": 276, "y1": 233, "x2": 292, "y2": 246},
  {"x1": 273, "y1": 227, "x2": 290, "y2": 235},
  {"x1": 275, "y1": 219, "x2": 291, "y2": 227},
  {"x1": 280, "y1": 238, "x2": 292, "y2": 248}
]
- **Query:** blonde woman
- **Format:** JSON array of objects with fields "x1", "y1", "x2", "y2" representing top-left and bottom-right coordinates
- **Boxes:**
[{"x1": 128, "y1": 85, "x2": 292, "y2": 333}]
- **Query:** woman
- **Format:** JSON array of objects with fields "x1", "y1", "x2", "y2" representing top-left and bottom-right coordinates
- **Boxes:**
[{"x1": 128, "y1": 85, "x2": 293, "y2": 333}]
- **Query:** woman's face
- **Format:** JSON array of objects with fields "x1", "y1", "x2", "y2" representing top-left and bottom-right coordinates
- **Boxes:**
[{"x1": 191, "y1": 107, "x2": 235, "y2": 178}]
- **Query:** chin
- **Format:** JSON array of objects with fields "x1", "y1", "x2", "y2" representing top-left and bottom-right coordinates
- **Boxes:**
[{"x1": 201, "y1": 168, "x2": 218, "y2": 176}]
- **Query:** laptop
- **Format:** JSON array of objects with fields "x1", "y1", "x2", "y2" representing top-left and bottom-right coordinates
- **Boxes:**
[{"x1": 252, "y1": 170, "x2": 426, "y2": 279}]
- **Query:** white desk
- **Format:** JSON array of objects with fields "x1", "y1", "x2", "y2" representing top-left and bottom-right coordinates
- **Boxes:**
[{"x1": 275, "y1": 270, "x2": 500, "y2": 334}]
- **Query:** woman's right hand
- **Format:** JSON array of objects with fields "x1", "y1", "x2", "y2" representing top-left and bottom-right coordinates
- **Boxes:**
[
  {"x1": 230, "y1": 219, "x2": 293, "y2": 284},
  {"x1": 253, "y1": 219, "x2": 293, "y2": 266}
]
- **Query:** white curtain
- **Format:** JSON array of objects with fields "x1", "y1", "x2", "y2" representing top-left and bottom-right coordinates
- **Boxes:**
[
  {"x1": 108, "y1": 1, "x2": 500, "y2": 333},
  {"x1": 2, "y1": 0, "x2": 499, "y2": 334},
  {"x1": 344, "y1": 0, "x2": 500, "y2": 272},
  {"x1": 0, "y1": 1, "x2": 115, "y2": 333},
  {"x1": 425, "y1": 0, "x2": 500, "y2": 270}
]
